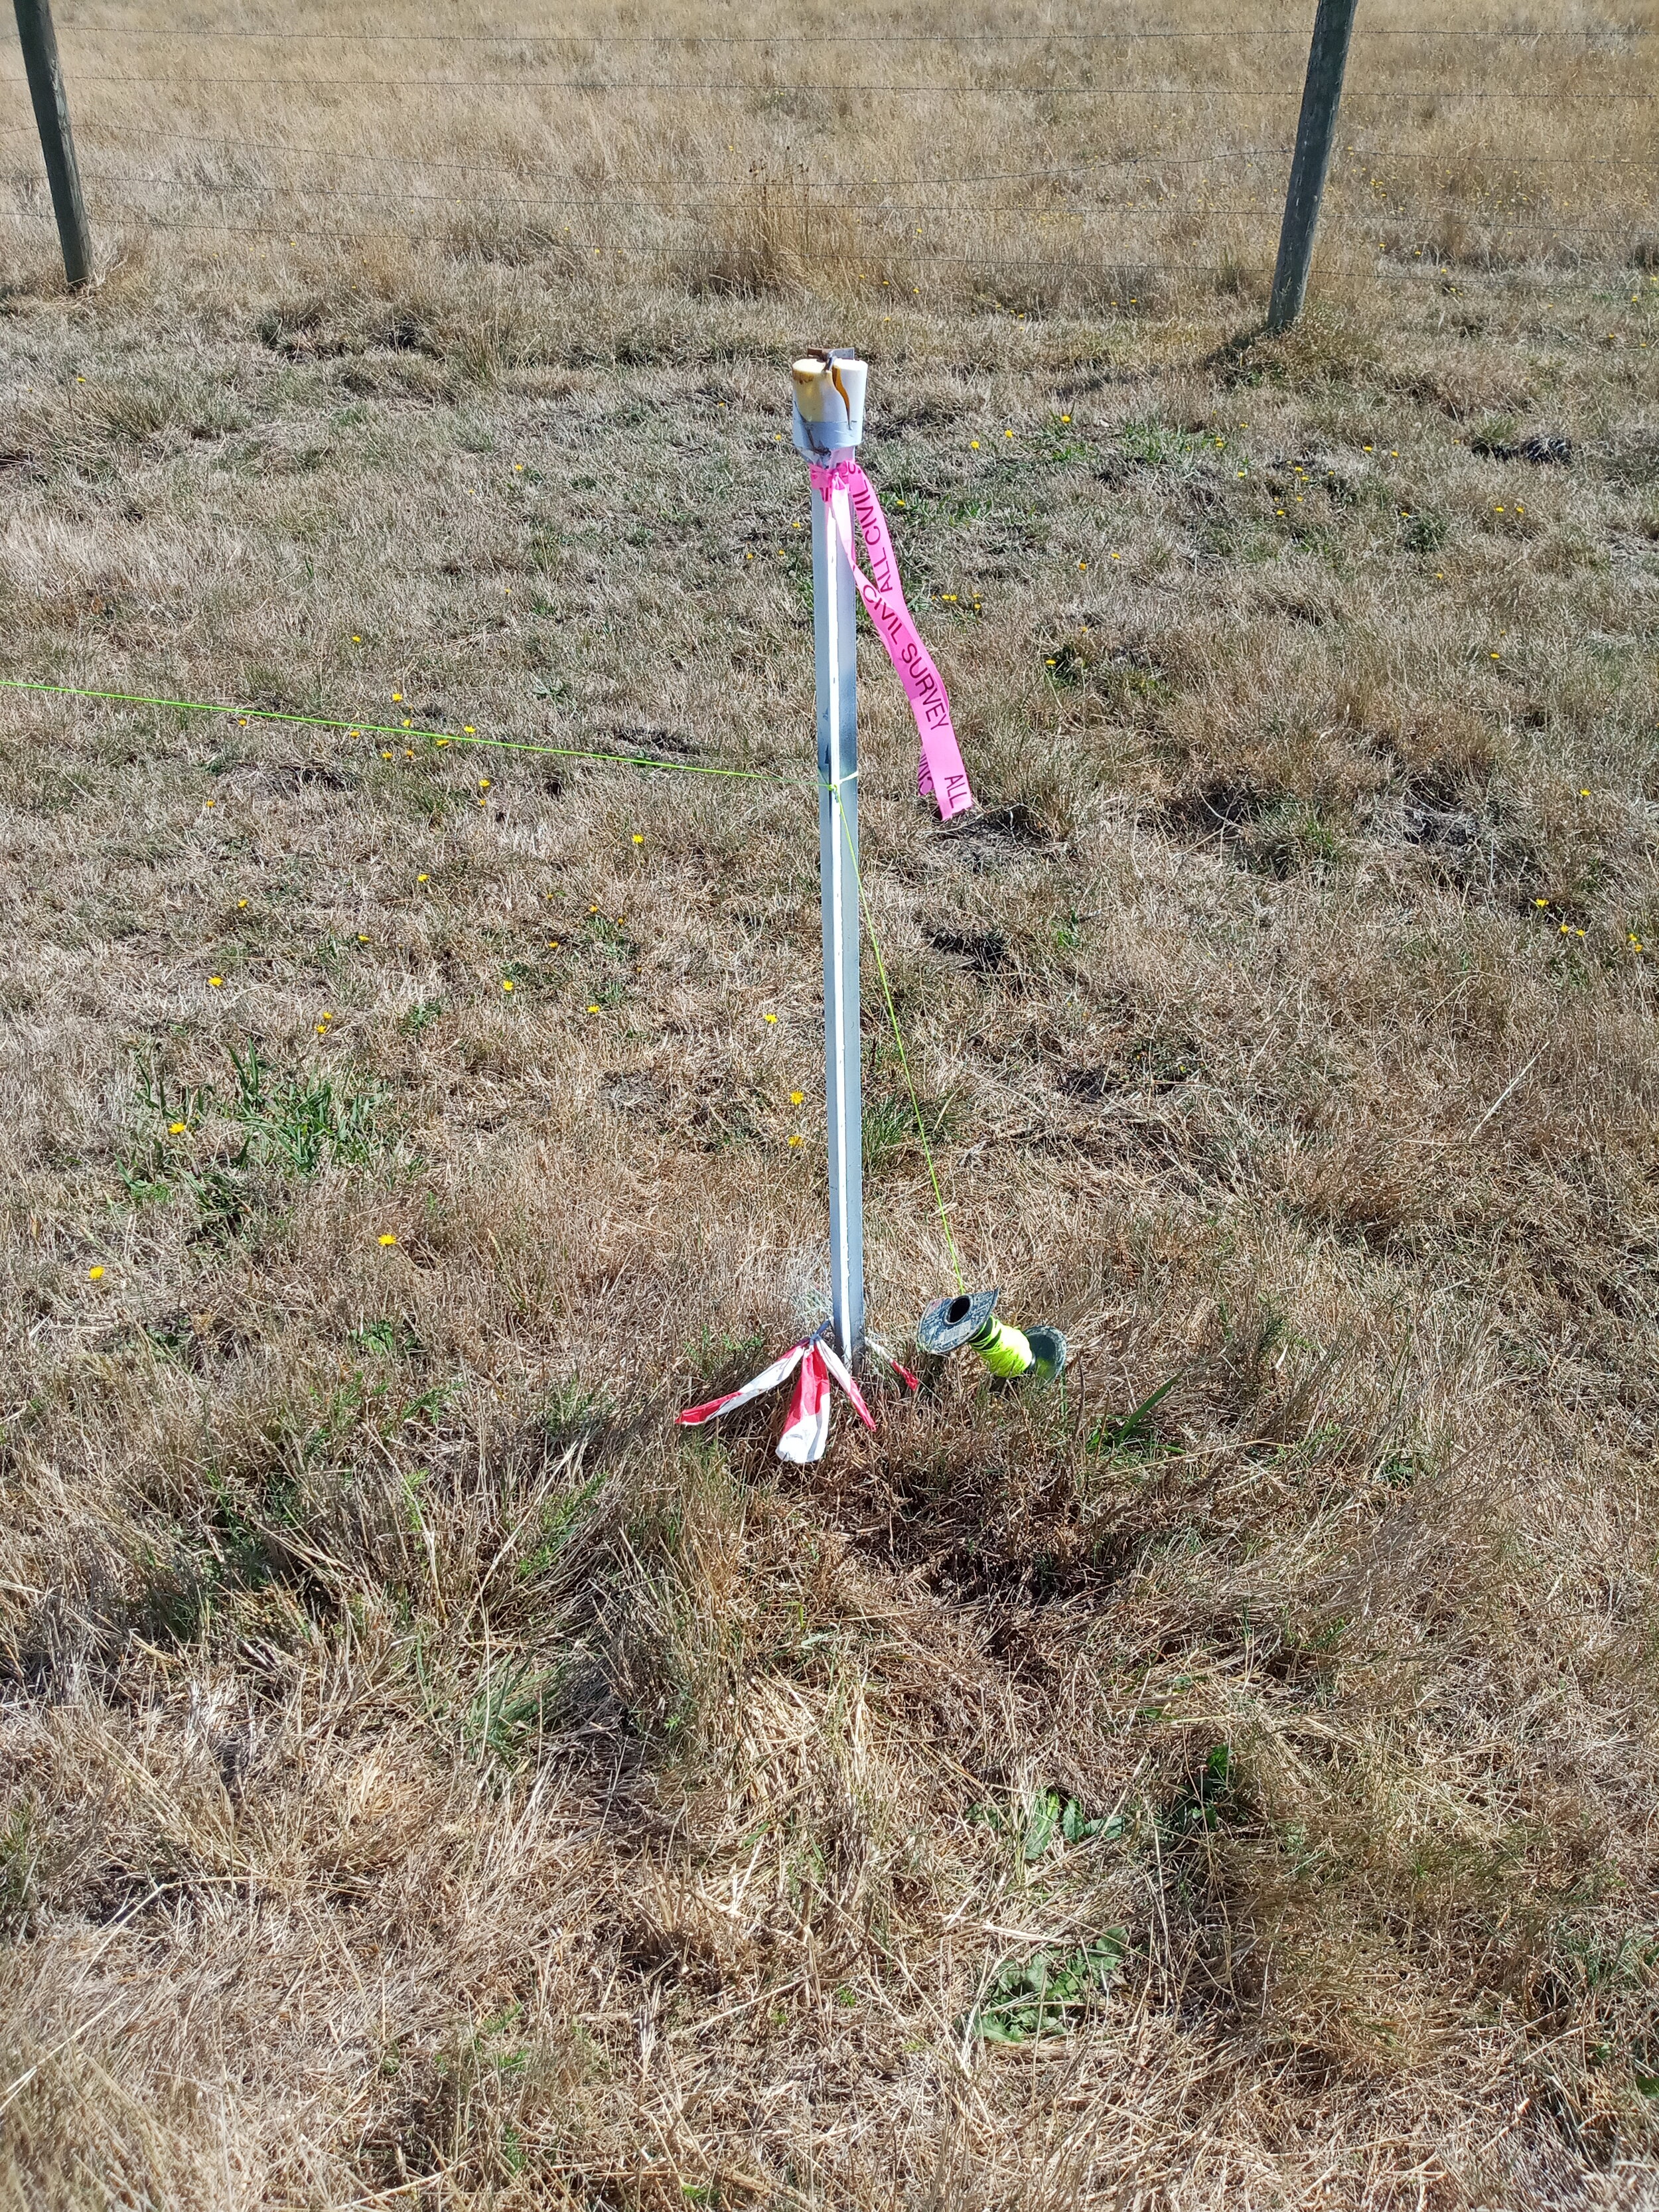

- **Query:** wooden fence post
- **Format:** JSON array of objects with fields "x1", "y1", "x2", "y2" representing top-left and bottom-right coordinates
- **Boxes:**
[
  {"x1": 1267, "y1": 0, "x2": 1359, "y2": 332},
  {"x1": 12, "y1": 0, "x2": 92, "y2": 289}
]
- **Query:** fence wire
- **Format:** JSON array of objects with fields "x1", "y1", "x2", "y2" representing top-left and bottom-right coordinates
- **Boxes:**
[
  {"x1": 2, "y1": 11, "x2": 1656, "y2": 303},
  {"x1": 7, "y1": 74, "x2": 1656, "y2": 99}
]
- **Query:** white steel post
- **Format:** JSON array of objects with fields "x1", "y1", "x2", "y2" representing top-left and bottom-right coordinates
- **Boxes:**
[{"x1": 792, "y1": 350, "x2": 868, "y2": 1364}]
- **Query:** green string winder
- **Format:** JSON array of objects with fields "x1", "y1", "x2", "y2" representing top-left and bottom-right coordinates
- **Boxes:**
[{"x1": 915, "y1": 1288, "x2": 1067, "y2": 1384}]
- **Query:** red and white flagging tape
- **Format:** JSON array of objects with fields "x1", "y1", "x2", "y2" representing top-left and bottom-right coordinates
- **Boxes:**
[{"x1": 676, "y1": 1331, "x2": 918, "y2": 1463}]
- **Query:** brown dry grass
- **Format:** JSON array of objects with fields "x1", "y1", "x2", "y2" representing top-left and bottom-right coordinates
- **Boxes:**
[{"x1": 2, "y1": 1, "x2": 1659, "y2": 2205}]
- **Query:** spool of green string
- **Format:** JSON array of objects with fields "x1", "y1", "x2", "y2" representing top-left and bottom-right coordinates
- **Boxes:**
[{"x1": 970, "y1": 1315, "x2": 1033, "y2": 1377}]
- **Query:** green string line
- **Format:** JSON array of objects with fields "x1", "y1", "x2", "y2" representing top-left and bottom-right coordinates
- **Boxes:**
[
  {"x1": 831, "y1": 780, "x2": 968, "y2": 1296},
  {"x1": 0, "y1": 677, "x2": 795, "y2": 784}
]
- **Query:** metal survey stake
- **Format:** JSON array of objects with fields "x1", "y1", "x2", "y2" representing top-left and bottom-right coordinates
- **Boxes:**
[{"x1": 792, "y1": 350, "x2": 869, "y2": 1364}]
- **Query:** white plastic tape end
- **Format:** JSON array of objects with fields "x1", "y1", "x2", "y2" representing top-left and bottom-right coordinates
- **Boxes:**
[{"x1": 791, "y1": 348, "x2": 867, "y2": 459}]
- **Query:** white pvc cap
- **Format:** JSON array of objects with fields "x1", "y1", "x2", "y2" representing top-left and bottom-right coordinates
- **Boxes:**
[{"x1": 790, "y1": 349, "x2": 867, "y2": 459}]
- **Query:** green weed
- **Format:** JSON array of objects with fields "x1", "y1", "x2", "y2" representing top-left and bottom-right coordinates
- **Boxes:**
[
  {"x1": 968, "y1": 1933, "x2": 1125, "y2": 2042},
  {"x1": 117, "y1": 1158, "x2": 174, "y2": 1207},
  {"x1": 542, "y1": 1378, "x2": 613, "y2": 1441},
  {"x1": 1244, "y1": 800, "x2": 1348, "y2": 877},
  {"x1": 182, "y1": 1163, "x2": 260, "y2": 1246},
  {"x1": 1119, "y1": 415, "x2": 1207, "y2": 475},
  {"x1": 205, "y1": 1471, "x2": 283, "y2": 1589},
  {"x1": 225, "y1": 1041, "x2": 384, "y2": 1173},
  {"x1": 516, "y1": 1471, "x2": 607, "y2": 1582},
  {"x1": 300, "y1": 1369, "x2": 459, "y2": 1458},
  {"x1": 132, "y1": 1053, "x2": 213, "y2": 1131},
  {"x1": 352, "y1": 1317, "x2": 424, "y2": 1359},
  {"x1": 125, "y1": 1043, "x2": 388, "y2": 1239},
  {"x1": 862, "y1": 1094, "x2": 917, "y2": 1172},
  {"x1": 1088, "y1": 1374, "x2": 1181, "y2": 1463},
  {"x1": 1021, "y1": 1789, "x2": 1125, "y2": 1859},
  {"x1": 685, "y1": 1327, "x2": 768, "y2": 1384},
  {"x1": 464, "y1": 1657, "x2": 557, "y2": 1769},
  {"x1": 1165, "y1": 1745, "x2": 1240, "y2": 1838},
  {"x1": 863, "y1": 1088, "x2": 953, "y2": 1176}
]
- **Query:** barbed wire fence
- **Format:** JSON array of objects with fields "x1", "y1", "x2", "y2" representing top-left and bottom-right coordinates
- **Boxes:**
[{"x1": 3, "y1": 6, "x2": 1656, "y2": 322}]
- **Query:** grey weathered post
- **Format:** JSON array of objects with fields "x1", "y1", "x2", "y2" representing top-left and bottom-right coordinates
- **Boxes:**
[
  {"x1": 1267, "y1": 0, "x2": 1359, "y2": 332},
  {"x1": 792, "y1": 350, "x2": 868, "y2": 1364},
  {"x1": 12, "y1": 0, "x2": 92, "y2": 289}
]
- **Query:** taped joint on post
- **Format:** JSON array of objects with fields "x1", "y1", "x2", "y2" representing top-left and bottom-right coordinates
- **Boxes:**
[
  {"x1": 792, "y1": 348, "x2": 867, "y2": 459},
  {"x1": 916, "y1": 1288, "x2": 1067, "y2": 1385}
]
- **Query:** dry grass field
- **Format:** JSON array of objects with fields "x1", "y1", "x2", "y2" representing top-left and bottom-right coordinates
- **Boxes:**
[{"x1": 3, "y1": 1, "x2": 1659, "y2": 2205}]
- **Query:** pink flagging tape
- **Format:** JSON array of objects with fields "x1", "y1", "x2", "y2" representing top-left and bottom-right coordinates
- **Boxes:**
[{"x1": 809, "y1": 457, "x2": 975, "y2": 822}]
